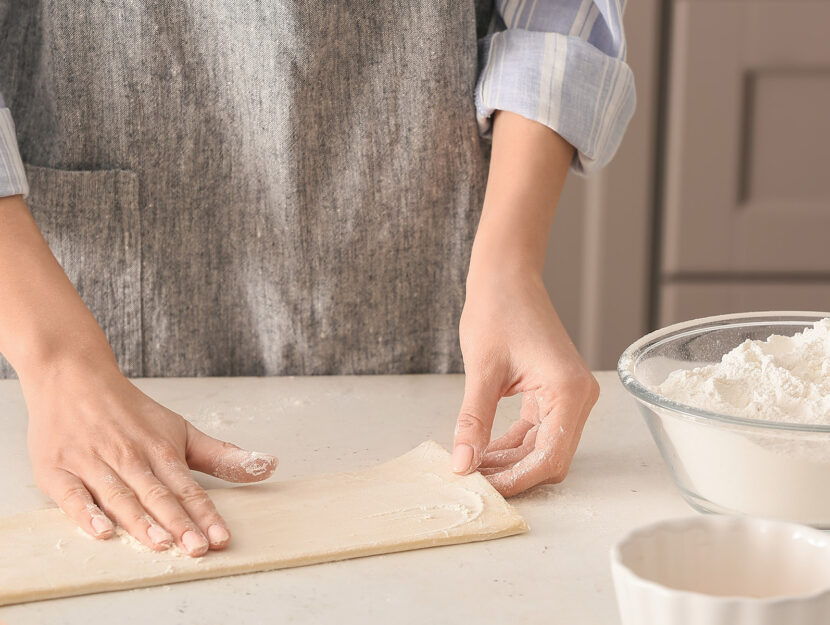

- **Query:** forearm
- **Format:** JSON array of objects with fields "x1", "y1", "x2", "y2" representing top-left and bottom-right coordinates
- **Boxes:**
[
  {"x1": 454, "y1": 112, "x2": 597, "y2": 490},
  {"x1": 468, "y1": 111, "x2": 574, "y2": 282},
  {"x1": 0, "y1": 195, "x2": 115, "y2": 382}
]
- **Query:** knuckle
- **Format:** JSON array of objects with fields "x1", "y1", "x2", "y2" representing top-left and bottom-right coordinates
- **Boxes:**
[
  {"x1": 60, "y1": 486, "x2": 89, "y2": 509},
  {"x1": 586, "y1": 376, "x2": 600, "y2": 402},
  {"x1": 573, "y1": 372, "x2": 600, "y2": 402},
  {"x1": 543, "y1": 455, "x2": 569, "y2": 484},
  {"x1": 106, "y1": 484, "x2": 136, "y2": 506},
  {"x1": 546, "y1": 466, "x2": 568, "y2": 484},
  {"x1": 108, "y1": 442, "x2": 144, "y2": 468},
  {"x1": 41, "y1": 446, "x2": 83, "y2": 472},
  {"x1": 455, "y1": 411, "x2": 486, "y2": 435},
  {"x1": 177, "y1": 482, "x2": 210, "y2": 508},
  {"x1": 143, "y1": 483, "x2": 173, "y2": 505},
  {"x1": 151, "y1": 441, "x2": 181, "y2": 464}
]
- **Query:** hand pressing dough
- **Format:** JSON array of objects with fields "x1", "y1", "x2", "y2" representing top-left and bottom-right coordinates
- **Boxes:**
[{"x1": 0, "y1": 441, "x2": 527, "y2": 606}]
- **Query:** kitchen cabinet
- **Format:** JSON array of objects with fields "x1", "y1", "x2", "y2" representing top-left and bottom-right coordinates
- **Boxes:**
[
  {"x1": 662, "y1": 0, "x2": 830, "y2": 274},
  {"x1": 660, "y1": 281, "x2": 830, "y2": 326},
  {"x1": 657, "y1": 0, "x2": 830, "y2": 325},
  {"x1": 550, "y1": 0, "x2": 830, "y2": 368}
]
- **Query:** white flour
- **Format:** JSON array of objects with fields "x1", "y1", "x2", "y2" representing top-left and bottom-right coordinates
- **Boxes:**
[
  {"x1": 659, "y1": 318, "x2": 830, "y2": 424},
  {"x1": 653, "y1": 318, "x2": 830, "y2": 526}
]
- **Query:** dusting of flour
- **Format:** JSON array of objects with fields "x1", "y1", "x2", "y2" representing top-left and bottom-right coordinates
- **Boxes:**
[
  {"x1": 658, "y1": 318, "x2": 830, "y2": 424},
  {"x1": 114, "y1": 527, "x2": 199, "y2": 561},
  {"x1": 75, "y1": 525, "x2": 198, "y2": 560},
  {"x1": 213, "y1": 449, "x2": 276, "y2": 481}
]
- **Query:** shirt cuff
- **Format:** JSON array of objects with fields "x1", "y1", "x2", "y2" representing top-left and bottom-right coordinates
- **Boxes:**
[
  {"x1": 475, "y1": 29, "x2": 636, "y2": 175},
  {"x1": 0, "y1": 108, "x2": 30, "y2": 198}
]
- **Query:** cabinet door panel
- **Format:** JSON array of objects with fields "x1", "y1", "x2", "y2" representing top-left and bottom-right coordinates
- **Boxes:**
[
  {"x1": 659, "y1": 281, "x2": 830, "y2": 326},
  {"x1": 662, "y1": 1, "x2": 830, "y2": 274}
]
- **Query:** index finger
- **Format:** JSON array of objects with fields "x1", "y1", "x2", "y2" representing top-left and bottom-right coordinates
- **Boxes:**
[{"x1": 40, "y1": 468, "x2": 115, "y2": 539}]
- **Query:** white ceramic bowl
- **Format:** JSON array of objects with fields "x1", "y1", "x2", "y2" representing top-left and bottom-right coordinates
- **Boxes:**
[{"x1": 611, "y1": 516, "x2": 830, "y2": 625}]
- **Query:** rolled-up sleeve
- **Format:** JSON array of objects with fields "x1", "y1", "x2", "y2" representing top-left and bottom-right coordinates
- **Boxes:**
[
  {"x1": 476, "y1": 0, "x2": 636, "y2": 174},
  {"x1": 0, "y1": 93, "x2": 29, "y2": 198}
]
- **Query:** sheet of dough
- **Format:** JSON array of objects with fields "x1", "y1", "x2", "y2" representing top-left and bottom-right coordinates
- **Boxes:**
[{"x1": 0, "y1": 441, "x2": 527, "y2": 606}]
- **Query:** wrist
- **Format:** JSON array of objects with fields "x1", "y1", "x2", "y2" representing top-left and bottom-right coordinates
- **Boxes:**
[
  {"x1": 467, "y1": 248, "x2": 542, "y2": 284},
  {"x1": 465, "y1": 249, "x2": 545, "y2": 300},
  {"x1": 15, "y1": 331, "x2": 119, "y2": 390},
  {"x1": 466, "y1": 212, "x2": 546, "y2": 288}
]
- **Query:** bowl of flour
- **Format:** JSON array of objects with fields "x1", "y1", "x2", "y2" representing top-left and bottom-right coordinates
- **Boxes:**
[{"x1": 618, "y1": 312, "x2": 830, "y2": 527}]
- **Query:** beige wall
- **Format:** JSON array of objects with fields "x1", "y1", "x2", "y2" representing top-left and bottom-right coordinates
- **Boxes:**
[{"x1": 542, "y1": 0, "x2": 661, "y2": 370}]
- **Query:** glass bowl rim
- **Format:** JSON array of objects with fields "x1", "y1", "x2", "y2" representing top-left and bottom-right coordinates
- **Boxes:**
[{"x1": 617, "y1": 311, "x2": 830, "y2": 433}]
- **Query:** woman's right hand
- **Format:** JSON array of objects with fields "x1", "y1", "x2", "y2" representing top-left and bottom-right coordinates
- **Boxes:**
[
  {"x1": 23, "y1": 357, "x2": 277, "y2": 557},
  {"x1": 1, "y1": 196, "x2": 276, "y2": 556}
]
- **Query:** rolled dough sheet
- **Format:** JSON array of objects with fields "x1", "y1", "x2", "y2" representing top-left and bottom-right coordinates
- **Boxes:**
[{"x1": 0, "y1": 441, "x2": 527, "y2": 606}]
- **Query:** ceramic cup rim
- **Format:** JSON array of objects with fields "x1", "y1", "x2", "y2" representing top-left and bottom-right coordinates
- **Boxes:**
[{"x1": 610, "y1": 515, "x2": 830, "y2": 605}]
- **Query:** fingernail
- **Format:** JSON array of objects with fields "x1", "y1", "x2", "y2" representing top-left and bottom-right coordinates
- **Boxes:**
[
  {"x1": 148, "y1": 524, "x2": 173, "y2": 546},
  {"x1": 207, "y1": 524, "x2": 229, "y2": 545},
  {"x1": 452, "y1": 444, "x2": 475, "y2": 473},
  {"x1": 182, "y1": 530, "x2": 208, "y2": 555},
  {"x1": 91, "y1": 515, "x2": 113, "y2": 536}
]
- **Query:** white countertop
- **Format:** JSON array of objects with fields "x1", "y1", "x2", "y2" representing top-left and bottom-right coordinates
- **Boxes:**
[{"x1": 0, "y1": 372, "x2": 690, "y2": 624}]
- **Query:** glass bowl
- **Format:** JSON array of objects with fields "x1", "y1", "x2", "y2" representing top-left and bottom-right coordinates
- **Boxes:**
[{"x1": 618, "y1": 311, "x2": 830, "y2": 527}]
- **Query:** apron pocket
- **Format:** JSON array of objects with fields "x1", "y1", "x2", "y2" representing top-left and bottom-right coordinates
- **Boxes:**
[{"x1": 0, "y1": 166, "x2": 142, "y2": 378}]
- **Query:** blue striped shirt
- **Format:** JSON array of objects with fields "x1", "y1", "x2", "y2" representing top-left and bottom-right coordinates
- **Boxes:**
[
  {"x1": 477, "y1": 0, "x2": 634, "y2": 173},
  {"x1": 0, "y1": 1, "x2": 634, "y2": 198}
]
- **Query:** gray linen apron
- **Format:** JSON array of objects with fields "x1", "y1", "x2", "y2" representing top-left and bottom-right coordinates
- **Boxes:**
[{"x1": 0, "y1": 1, "x2": 493, "y2": 378}]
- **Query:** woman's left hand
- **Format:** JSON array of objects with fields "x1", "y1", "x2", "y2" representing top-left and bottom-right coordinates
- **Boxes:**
[
  {"x1": 451, "y1": 265, "x2": 599, "y2": 497},
  {"x1": 451, "y1": 110, "x2": 599, "y2": 496}
]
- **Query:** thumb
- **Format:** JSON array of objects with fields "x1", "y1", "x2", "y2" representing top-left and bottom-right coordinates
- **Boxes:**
[
  {"x1": 185, "y1": 422, "x2": 279, "y2": 483},
  {"x1": 452, "y1": 377, "x2": 500, "y2": 475}
]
